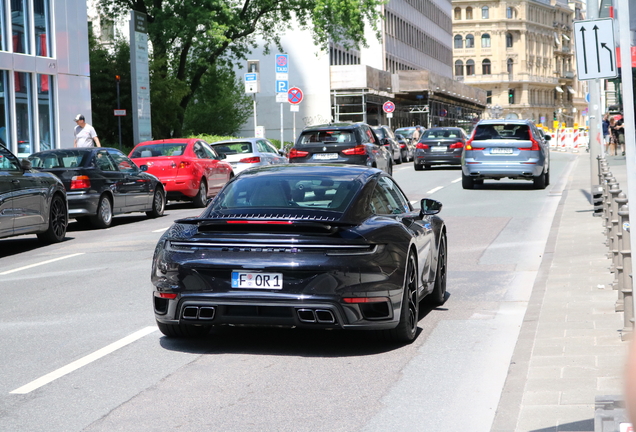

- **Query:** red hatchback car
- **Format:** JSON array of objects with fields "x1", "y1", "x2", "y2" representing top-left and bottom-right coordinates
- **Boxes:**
[{"x1": 130, "y1": 139, "x2": 234, "y2": 207}]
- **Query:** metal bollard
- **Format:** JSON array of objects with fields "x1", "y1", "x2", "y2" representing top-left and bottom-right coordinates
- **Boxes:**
[
  {"x1": 619, "y1": 204, "x2": 634, "y2": 340},
  {"x1": 602, "y1": 174, "x2": 614, "y2": 226},
  {"x1": 604, "y1": 178, "x2": 618, "y2": 238},
  {"x1": 597, "y1": 156, "x2": 608, "y2": 185},
  {"x1": 614, "y1": 193, "x2": 628, "y2": 311},
  {"x1": 608, "y1": 184, "x2": 622, "y2": 263}
]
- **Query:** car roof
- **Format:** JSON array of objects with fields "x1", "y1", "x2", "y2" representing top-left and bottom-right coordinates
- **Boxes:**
[
  {"x1": 425, "y1": 127, "x2": 463, "y2": 131},
  {"x1": 476, "y1": 119, "x2": 534, "y2": 126},
  {"x1": 30, "y1": 147, "x2": 116, "y2": 156},
  {"x1": 234, "y1": 163, "x2": 382, "y2": 180},
  {"x1": 211, "y1": 138, "x2": 261, "y2": 145},
  {"x1": 302, "y1": 123, "x2": 363, "y2": 132},
  {"x1": 136, "y1": 138, "x2": 198, "y2": 146}
]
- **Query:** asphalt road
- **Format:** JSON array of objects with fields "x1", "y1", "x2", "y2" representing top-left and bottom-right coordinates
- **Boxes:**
[{"x1": 0, "y1": 151, "x2": 578, "y2": 432}]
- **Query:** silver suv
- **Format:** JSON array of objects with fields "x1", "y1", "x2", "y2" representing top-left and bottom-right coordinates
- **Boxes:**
[{"x1": 461, "y1": 119, "x2": 551, "y2": 189}]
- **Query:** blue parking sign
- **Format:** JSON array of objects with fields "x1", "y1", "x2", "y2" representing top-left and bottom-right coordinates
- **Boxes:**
[
  {"x1": 275, "y1": 54, "x2": 288, "y2": 73},
  {"x1": 276, "y1": 80, "x2": 289, "y2": 93}
]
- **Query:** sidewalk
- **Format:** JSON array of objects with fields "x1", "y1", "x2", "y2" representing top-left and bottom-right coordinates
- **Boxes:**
[{"x1": 492, "y1": 153, "x2": 630, "y2": 432}]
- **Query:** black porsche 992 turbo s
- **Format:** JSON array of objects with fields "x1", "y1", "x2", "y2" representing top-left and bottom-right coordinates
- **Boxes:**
[{"x1": 152, "y1": 164, "x2": 447, "y2": 343}]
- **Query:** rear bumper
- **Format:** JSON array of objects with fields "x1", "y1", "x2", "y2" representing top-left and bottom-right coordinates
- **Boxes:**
[
  {"x1": 414, "y1": 153, "x2": 461, "y2": 165},
  {"x1": 161, "y1": 177, "x2": 198, "y2": 198},
  {"x1": 462, "y1": 161, "x2": 543, "y2": 178},
  {"x1": 67, "y1": 192, "x2": 100, "y2": 216}
]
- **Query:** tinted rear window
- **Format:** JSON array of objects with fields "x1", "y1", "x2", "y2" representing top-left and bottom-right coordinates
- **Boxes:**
[
  {"x1": 29, "y1": 150, "x2": 88, "y2": 168},
  {"x1": 211, "y1": 175, "x2": 360, "y2": 212},
  {"x1": 212, "y1": 142, "x2": 253, "y2": 155},
  {"x1": 395, "y1": 128, "x2": 414, "y2": 138},
  {"x1": 422, "y1": 129, "x2": 461, "y2": 139},
  {"x1": 131, "y1": 143, "x2": 187, "y2": 158},
  {"x1": 298, "y1": 130, "x2": 355, "y2": 145},
  {"x1": 473, "y1": 124, "x2": 530, "y2": 140}
]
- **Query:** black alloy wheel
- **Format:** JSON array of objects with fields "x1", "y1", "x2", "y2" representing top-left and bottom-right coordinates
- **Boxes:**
[
  {"x1": 193, "y1": 178, "x2": 208, "y2": 208},
  {"x1": 37, "y1": 194, "x2": 67, "y2": 243},
  {"x1": 427, "y1": 235, "x2": 447, "y2": 306},
  {"x1": 90, "y1": 195, "x2": 113, "y2": 228},
  {"x1": 156, "y1": 321, "x2": 211, "y2": 338},
  {"x1": 147, "y1": 188, "x2": 166, "y2": 218},
  {"x1": 378, "y1": 253, "x2": 418, "y2": 343}
]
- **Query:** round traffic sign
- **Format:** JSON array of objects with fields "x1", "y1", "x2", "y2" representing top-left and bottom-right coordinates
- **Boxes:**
[
  {"x1": 383, "y1": 101, "x2": 395, "y2": 113},
  {"x1": 276, "y1": 56, "x2": 287, "y2": 67},
  {"x1": 288, "y1": 87, "x2": 303, "y2": 104}
]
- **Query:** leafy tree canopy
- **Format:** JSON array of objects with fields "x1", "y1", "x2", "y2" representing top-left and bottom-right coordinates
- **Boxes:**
[{"x1": 96, "y1": 0, "x2": 384, "y2": 137}]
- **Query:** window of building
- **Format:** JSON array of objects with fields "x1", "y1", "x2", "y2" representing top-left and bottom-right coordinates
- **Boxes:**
[
  {"x1": 466, "y1": 59, "x2": 475, "y2": 75},
  {"x1": 486, "y1": 90, "x2": 492, "y2": 105},
  {"x1": 482, "y1": 6, "x2": 489, "y2": 19},
  {"x1": 454, "y1": 7, "x2": 461, "y2": 20},
  {"x1": 506, "y1": 33, "x2": 513, "y2": 48},
  {"x1": 454, "y1": 35, "x2": 463, "y2": 49},
  {"x1": 0, "y1": 1, "x2": 5, "y2": 51},
  {"x1": 482, "y1": 59, "x2": 491, "y2": 75},
  {"x1": 465, "y1": 34, "x2": 474, "y2": 48},
  {"x1": 12, "y1": 0, "x2": 30, "y2": 54},
  {"x1": 37, "y1": 74, "x2": 54, "y2": 151},
  {"x1": 481, "y1": 34, "x2": 491, "y2": 48},
  {"x1": 14, "y1": 72, "x2": 33, "y2": 154},
  {"x1": 0, "y1": 71, "x2": 10, "y2": 148},
  {"x1": 507, "y1": 58, "x2": 514, "y2": 74},
  {"x1": 100, "y1": 18, "x2": 115, "y2": 45},
  {"x1": 466, "y1": 7, "x2": 473, "y2": 19},
  {"x1": 34, "y1": 0, "x2": 51, "y2": 57},
  {"x1": 455, "y1": 60, "x2": 464, "y2": 76},
  {"x1": 507, "y1": 7, "x2": 516, "y2": 19}
]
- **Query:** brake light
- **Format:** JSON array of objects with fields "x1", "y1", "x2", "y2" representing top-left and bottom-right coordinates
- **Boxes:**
[
  {"x1": 449, "y1": 142, "x2": 464, "y2": 149},
  {"x1": 416, "y1": 142, "x2": 429, "y2": 149},
  {"x1": 178, "y1": 160, "x2": 191, "y2": 169},
  {"x1": 226, "y1": 220, "x2": 294, "y2": 224},
  {"x1": 289, "y1": 148, "x2": 309, "y2": 158},
  {"x1": 343, "y1": 297, "x2": 389, "y2": 304},
  {"x1": 70, "y1": 175, "x2": 90, "y2": 189},
  {"x1": 400, "y1": 144, "x2": 406, "y2": 149},
  {"x1": 158, "y1": 293, "x2": 177, "y2": 299},
  {"x1": 519, "y1": 136, "x2": 540, "y2": 151},
  {"x1": 465, "y1": 143, "x2": 485, "y2": 150},
  {"x1": 342, "y1": 145, "x2": 366, "y2": 155},
  {"x1": 239, "y1": 156, "x2": 261, "y2": 163}
]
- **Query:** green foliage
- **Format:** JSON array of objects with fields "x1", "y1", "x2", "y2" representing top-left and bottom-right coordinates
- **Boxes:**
[
  {"x1": 182, "y1": 68, "x2": 252, "y2": 137},
  {"x1": 96, "y1": 0, "x2": 384, "y2": 137},
  {"x1": 88, "y1": 31, "x2": 133, "y2": 149},
  {"x1": 188, "y1": 134, "x2": 239, "y2": 143}
]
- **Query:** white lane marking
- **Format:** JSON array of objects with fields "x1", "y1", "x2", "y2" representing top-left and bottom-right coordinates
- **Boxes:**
[
  {"x1": 451, "y1": 177, "x2": 462, "y2": 183},
  {"x1": 426, "y1": 186, "x2": 444, "y2": 194},
  {"x1": 10, "y1": 326, "x2": 158, "y2": 394},
  {"x1": 152, "y1": 227, "x2": 169, "y2": 233},
  {"x1": 0, "y1": 253, "x2": 85, "y2": 275}
]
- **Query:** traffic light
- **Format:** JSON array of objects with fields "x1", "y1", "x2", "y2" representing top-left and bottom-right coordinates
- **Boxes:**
[
  {"x1": 508, "y1": 89, "x2": 514, "y2": 104},
  {"x1": 115, "y1": 75, "x2": 120, "y2": 82},
  {"x1": 553, "y1": 111, "x2": 557, "y2": 121}
]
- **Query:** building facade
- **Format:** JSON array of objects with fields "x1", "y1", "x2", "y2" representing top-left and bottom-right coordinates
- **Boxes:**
[
  {"x1": 0, "y1": 0, "x2": 92, "y2": 156},
  {"x1": 237, "y1": 0, "x2": 487, "y2": 142},
  {"x1": 452, "y1": 0, "x2": 587, "y2": 128}
]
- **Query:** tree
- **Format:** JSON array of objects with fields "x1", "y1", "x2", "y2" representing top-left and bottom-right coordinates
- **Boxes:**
[{"x1": 96, "y1": 0, "x2": 384, "y2": 137}]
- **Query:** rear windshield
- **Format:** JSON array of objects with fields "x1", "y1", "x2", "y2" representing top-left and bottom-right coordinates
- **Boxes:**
[
  {"x1": 210, "y1": 175, "x2": 360, "y2": 212},
  {"x1": 395, "y1": 128, "x2": 414, "y2": 138},
  {"x1": 212, "y1": 142, "x2": 253, "y2": 155},
  {"x1": 130, "y1": 143, "x2": 187, "y2": 158},
  {"x1": 298, "y1": 130, "x2": 355, "y2": 145},
  {"x1": 473, "y1": 124, "x2": 531, "y2": 140},
  {"x1": 29, "y1": 150, "x2": 88, "y2": 169},
  {"x1": 422, "y1": 129, "x2": 462, "y2": 139}
]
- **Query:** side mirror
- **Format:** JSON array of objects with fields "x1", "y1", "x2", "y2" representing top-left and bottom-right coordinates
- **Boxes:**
[
  {"x1": 139, "y1": 164, "x2": 148, "y2": 172},
  {"x1": 278, "y1": 149, "x2": 286, "y2": 156},
  {"x1": 544, "y1": 134, "x2": 551, "y2": 141},
  {"x1": 420, "y1": 198, "x2": 442, "y2": 216},
  {"x1": 20, "y1": 158, "x2": 32, "y2": 170},
  {"x1": 219, "y1": 153, "x2": 227, "y2": 159}
]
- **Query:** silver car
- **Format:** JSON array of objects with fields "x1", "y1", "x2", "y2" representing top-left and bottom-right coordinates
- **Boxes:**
[
  {"x1": 461, "y1": 119, "x2": 551, "y2": 189},
  {"x1": 211, "y1": 138, "x2": 288, "y2": 175}
]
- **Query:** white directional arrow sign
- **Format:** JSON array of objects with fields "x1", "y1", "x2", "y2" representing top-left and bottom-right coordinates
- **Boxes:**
[{"x1": 574, "y1": 18, "x2": 617, "y2": 80}]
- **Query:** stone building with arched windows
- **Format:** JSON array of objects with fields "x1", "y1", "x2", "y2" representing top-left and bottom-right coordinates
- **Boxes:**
[{"x1": 451, "y1": 0, "x2": 587, "y2": 128}]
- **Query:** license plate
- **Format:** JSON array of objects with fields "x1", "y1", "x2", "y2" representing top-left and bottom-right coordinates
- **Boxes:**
[
  {"x1": 314, "y1": 153, "x2": 339, "y2": 160},
  {"x1": 231, "y1": 271, "x2": 283, "y2": 289},
  {"x1": 431, "y1": 146, "x2": 446, "y2": 152},
  {"x1": 491, "y1": 148, "x2": 513, "y2": 154}
]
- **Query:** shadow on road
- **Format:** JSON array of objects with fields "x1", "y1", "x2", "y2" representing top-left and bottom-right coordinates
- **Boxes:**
[{"x1": 158, "y1": 294, "x2": 450, "y2": 357}]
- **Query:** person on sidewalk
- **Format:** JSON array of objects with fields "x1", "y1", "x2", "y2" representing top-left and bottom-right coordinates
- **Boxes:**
[
  {"x1": 614, "y1": 114, "x2": 625, "y2": 156},
  {"x1": 73, "y1": 114, "x2": 101, "y2": 148},
  {"x1": 412, "y1": 125, "x2": 422, "y2": 143},
  {"x1": 608, "y1": 116, "x2": 617, "y2": 156},
  {"x1": 603, "y1": 114, "x2": 611, "y2": 154}
]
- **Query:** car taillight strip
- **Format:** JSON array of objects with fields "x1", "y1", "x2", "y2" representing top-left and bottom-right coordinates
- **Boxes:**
[
  {"x1": 169, "y1": 241, "x2": 375, "y2": 250},
  {"x1": 342, "y1": 296, "x2": 389, "y2": 304}
]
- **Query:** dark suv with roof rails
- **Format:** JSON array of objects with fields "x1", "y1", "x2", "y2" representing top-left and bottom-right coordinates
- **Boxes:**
[{"x1": 288, "y1": 122, "x2": 393, "y2": 174}]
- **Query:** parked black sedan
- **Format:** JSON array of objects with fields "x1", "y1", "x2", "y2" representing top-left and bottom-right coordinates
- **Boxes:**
[
  {"x1": 28, "y1": 147, "x2": 166, "y2": 228},
  {"x1": 152, "y1": 164, "x2": 447, "y2": 343},
  {"x1": 414, "y1": 127, "x2": 469, "y2": 170},
  {"x1": 0, "y1": 144, "x2": 67, "y2": 243}
]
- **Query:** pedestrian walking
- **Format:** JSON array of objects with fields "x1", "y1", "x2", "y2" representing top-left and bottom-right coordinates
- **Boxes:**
[
  {"x1": 602, "y1": 113, "x2": 611, "y2": 154},
  {"x1": 608, "y1": 116, "x2": 617, "y2": 156},
  {"x1": 73, "y1": 114, "x2": 101, "y2": 148},
  {"x1": 412, "y1": 125, "x2": 422, "y2": 143},
  {"x1": 614, "y1": 114, "x2": 625, "y2": 156}
]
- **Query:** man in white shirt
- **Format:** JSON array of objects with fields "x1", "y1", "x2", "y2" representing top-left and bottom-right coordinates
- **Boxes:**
[{"x1": 73, "y1": 114, "x2": 101, "y2": 147}]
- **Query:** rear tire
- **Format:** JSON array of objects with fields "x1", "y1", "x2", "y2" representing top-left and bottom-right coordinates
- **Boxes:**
[
  {"x1": 193, "y1": 179, "x2": 208, "y2": 208},
  {"x1": 395, "y1": 151, "x2": 403, "y2": 165},
  {"x1": 377, "y1": 253, "x2": 418, "y2": 344},
  {"x1": 157, "y1": 321, "x2": 211, "y2": 338},
  {"x1": 533, "y1": 171, "x2": 547, "y2": 189},
  {"x1": 387, "y1": 161, "x2": 393, "y2": 176},
  {"x1": 37, "y1": 194, "x2": 67, "y2": 244},
  {"x1": 462, "y1": 173, "x2": 475, "y2": 189},
  {"x1": 414, "y1": 162, "x2": 423, "y2": 171},
  {"x1": 90, "y1": 195, "x2": 113, "y2": 228},
  {"x1": 146, "y1": 188, "x2": 166, "y2": 218}
]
